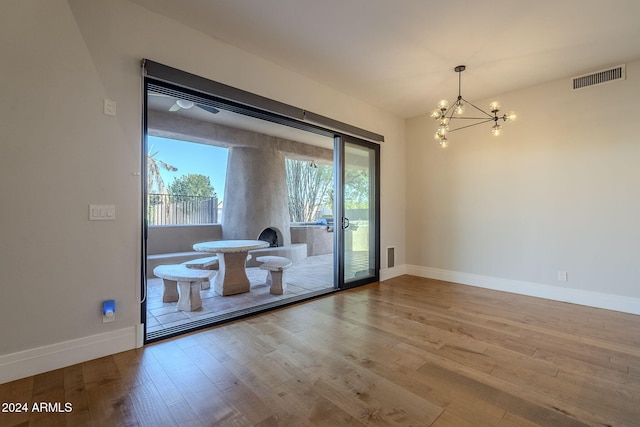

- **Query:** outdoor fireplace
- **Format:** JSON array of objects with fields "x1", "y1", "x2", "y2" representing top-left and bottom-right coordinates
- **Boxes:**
[
  {"x1": 221, "y1": 144, "x2": 291, "y2": 246},
  {"x1": 258, "y1": 227, "x2": 280, "y2": 247}
]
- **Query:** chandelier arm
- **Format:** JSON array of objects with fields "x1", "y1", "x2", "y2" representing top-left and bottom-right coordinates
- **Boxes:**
[
  {"x1": 460, "y1": 97, "x2": 494, "y2": 118},
  {"x1": 443, "y1": 98, "x2": 465, "y2": 121},
  {"x1": 449, "y1": 116, "x2": 494, "y2": 120},
  {"x1": 447, "y1": 118, "x2": 494, "y2": 133},
  {"x1": 444, "y1": 107, "x2": 456, "y2": 121}
]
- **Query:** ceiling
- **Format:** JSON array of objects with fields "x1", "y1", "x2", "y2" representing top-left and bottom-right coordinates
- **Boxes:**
[
  {"x1": 131, "y1": 0, "x2": 640, "y2": 119},
  {"x1": 147, "y1": 90, "x2": 334, "y2": 148}
]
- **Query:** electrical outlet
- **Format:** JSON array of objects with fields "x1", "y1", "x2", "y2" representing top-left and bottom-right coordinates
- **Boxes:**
[
  {"x1": 557, "y1": 271, "x2": 568, "y2": 282},
  {"x1": 103, "y1": 98, "x2": 117, "y2": 116}
]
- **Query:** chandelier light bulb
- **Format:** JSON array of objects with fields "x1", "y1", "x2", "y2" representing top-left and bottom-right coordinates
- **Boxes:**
[
  {"x1": 455, "y1": 102, "x2": 465, "y2": 115},
  {"x1": 437, "y1": 123, "x2": 449, "y2": 136},
  {"x1": 440, "y1": 137, "x2": 448, "y2": 148},
  {"x1": 430, "y1": 109, "x2": 443, "y2": 120},
  {"x1": 437, "y1": 99, "x2": 449, "y2": 110},
  {"x1": 489, "y1": 101, "x2": 500, "y2": 112},
  {"x1": 491, "y1": 123, "x2": 502, "y2": 136},
  {"x1": 504, "y1": 111, "x2": 517, "y2": 122}
]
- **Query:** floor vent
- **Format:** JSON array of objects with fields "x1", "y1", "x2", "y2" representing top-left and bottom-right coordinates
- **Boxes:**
[
  {"x1": 572, "y1": 64, "x2": 625, "y2": 90},
  {"x1": 387, "y1": 246, "x2": 395, "y2": 268}
]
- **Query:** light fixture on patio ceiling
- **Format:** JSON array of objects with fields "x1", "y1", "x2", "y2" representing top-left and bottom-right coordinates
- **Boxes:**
[
  {"x1": 148, "y1": 90, "x2": 220, "y2": 115},
  {"x1": 431, "y1": 65, "x2": 516, "y2": 148}
]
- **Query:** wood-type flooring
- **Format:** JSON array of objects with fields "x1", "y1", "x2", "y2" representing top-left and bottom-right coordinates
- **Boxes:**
[{"x1": 2, "y1": 275, "x2": 639, "y2": 426}]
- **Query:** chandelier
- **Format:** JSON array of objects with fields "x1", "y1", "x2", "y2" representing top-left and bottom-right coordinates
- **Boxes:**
[{"x1": 431, "y1": 65, "x2": 515, "y2": 147}]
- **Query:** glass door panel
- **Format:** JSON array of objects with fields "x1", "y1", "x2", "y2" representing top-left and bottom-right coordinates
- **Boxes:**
[
  {"x1": 337, "y1": 137, "x2": 380, "y2": 288},
  {"x1": 143, "y1": 79, "x2": 338, "y2": 342}
]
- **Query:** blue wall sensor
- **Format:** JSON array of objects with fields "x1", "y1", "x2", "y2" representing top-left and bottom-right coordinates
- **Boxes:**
[{"x1": 102, "y1": 299, "x2": 116, "y2": 323}]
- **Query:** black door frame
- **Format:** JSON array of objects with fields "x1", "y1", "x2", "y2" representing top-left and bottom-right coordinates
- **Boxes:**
[
  {"x1": 141, "y1": 61, "x2": 383, "y2": 342},
  {"x1": 334, "y1": 135, "x2": 381, "y2": 290}
]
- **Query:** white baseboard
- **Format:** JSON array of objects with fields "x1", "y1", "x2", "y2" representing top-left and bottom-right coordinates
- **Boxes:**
[
  {"x1": 380, "y1": 264, "x2": 407, "y2": 281},
  {"x1": 405, "y1": 265, "x2": 640, "y2": 316},
  {"x1": 0, "y1": 326, "x2": 138, "y2": 384}
]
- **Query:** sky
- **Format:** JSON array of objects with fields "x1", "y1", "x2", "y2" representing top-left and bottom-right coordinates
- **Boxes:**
[{"x1": 148, "y1": 136, "x2": 228, "y2": 199}]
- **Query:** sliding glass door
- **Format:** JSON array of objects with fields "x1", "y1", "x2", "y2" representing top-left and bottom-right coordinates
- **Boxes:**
[
  {"x1": 142, "y1": 61, "x2": 382, "y2": 342},
  {"x1": 335, "y1": 136, "x2": 380, "y2": 289}
]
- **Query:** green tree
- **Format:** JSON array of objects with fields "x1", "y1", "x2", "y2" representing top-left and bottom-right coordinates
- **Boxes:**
[
  {"x1": 167, "y1": 173, "x2": 216, "y2": 200},
  {"x1": 344, "y1": 168, "x2": 370, "y2": 209}
]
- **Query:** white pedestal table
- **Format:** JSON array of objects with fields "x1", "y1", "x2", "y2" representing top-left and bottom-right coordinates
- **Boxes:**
[{"x1": 193, "y1": 240, "x2": 269, "y2": 296}]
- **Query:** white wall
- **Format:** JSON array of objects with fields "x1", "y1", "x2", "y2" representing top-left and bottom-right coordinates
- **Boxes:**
[
  {"x1": 406, "y1": 59, "x2": 640, "y2": 311},
  {"x1": 0, "y1": 0, "x2": 406, "y2": 382}
]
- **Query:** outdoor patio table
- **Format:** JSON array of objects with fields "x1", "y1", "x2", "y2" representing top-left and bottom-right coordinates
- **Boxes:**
[{"x1": 193, "y1": 239, "x2": 269, "y2": 296}]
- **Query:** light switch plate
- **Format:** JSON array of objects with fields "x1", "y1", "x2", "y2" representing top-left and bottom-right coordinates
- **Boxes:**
[{"x1": 89, "y1": 204, "x2": 116, "y2": 221}]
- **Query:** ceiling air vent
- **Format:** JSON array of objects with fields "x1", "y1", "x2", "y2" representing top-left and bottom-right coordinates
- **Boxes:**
[{"x1": 572, "y1": 64, "x2": 625, "y2": 90}]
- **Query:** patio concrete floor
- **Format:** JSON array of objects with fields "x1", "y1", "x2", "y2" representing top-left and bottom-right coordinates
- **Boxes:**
[{"x1": 146, "y1": 253, "x2": 335, "y2": 334}]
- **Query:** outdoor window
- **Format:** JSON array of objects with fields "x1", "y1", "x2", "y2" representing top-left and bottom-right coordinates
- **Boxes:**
[
  {"x1": 147, "y1": 136, "x2": 228, "y2": 225},
  {"x1": 285, "y1": 157, "x2": 333, "y2": 224}
]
